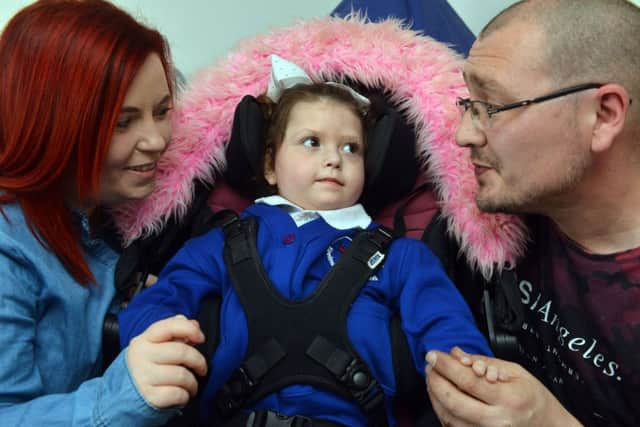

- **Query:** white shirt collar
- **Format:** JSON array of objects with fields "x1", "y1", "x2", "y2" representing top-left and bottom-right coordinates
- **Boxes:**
[{"x1": 255, "y1": 195, "x2": 371, "y2": 230}]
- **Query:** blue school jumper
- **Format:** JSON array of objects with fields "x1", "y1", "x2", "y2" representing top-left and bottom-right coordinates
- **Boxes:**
[{"x1": 120, "y1": 202, "x2": 491, "y2": 426}]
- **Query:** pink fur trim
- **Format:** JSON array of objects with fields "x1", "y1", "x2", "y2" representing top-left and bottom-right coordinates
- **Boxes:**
[{"x1": 111, "y1": 16, "x2": 527, "y2": 278}]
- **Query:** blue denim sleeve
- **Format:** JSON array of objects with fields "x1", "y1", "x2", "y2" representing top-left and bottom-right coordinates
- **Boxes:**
[
  {"x1": 0, "y1": 251, "x2": 175, "y2": 426},
  {"x1": 0, "y1": 351, "x2": 175, "y2": 426}
]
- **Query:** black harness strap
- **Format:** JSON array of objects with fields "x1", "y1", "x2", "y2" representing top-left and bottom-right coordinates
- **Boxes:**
[{"x1": 215, "y1": 217, "x2": 393, "y2": 426}]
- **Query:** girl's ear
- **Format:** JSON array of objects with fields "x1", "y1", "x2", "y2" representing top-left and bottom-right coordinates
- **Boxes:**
[{"x1": 263, "y1": 147, "x2": 277, "y2": 185}]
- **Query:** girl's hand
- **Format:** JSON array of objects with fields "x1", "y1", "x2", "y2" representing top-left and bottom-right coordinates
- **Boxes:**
[{"x1": 126, "y1": 315, "x2": 207, "y2": 409}]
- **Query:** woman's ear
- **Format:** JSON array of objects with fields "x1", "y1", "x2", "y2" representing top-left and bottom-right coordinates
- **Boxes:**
[{"x1": 591, "y1": 84, "x2": 631, "y2": 153}]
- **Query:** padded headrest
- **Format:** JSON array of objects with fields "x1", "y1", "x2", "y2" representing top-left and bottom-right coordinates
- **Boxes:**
[
  {"x1": 361, "y1": 88, "x2": 418, "y2": 213},
  {"x1": 224, "y1": 95, "x2": 265, "y2": 196},
  {"x1": 223, "y1": 90, "x2": 418, "y2": 214}
]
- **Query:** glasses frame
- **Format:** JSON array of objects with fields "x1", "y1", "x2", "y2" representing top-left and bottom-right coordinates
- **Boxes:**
[{"x1": 457, "y1": 82, "x2": 606, "y2": 124}]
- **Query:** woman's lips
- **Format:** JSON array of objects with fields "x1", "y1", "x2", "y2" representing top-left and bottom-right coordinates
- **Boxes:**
[{"x1": 125, "y1": 163, "x2": 156, "y2": 177}]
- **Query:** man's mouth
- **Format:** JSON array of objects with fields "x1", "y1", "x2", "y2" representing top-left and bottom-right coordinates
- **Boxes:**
[{"x1": 473, "y1": 165, "x2": 490, "y2": 177}]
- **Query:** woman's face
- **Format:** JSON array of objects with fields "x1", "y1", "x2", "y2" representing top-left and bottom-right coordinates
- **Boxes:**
[{"x1": 97, "y1": 53, "x2": 172, "y2": 207}]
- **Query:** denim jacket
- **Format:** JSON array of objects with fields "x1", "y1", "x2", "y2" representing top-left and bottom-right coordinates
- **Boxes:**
[{"x1": 0, "y1": 202, "x2": 172, "y2": 426}]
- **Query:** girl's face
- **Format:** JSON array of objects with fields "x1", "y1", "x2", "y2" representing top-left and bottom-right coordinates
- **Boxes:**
[
  {"x1": 265, "y1": 98, "x2": 365, "y2": 211},
  {"x1": 97, "y1": 53, "x2": 172, "y2": 207}
]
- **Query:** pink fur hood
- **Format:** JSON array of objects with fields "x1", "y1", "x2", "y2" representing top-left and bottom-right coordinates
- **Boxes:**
[{"x1": 112, "y1": 16, "x2": 527, "y2": 279}]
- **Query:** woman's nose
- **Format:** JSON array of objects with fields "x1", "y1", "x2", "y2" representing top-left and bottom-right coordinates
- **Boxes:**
[{"x1": 136, "y1": 121, "x2": 170, "y2": 153}]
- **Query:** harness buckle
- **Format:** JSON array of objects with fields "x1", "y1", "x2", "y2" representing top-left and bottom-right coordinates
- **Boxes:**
[
  {"x1": 246, "y1": 410, "x2": 313, "y2": 427},
  {"x1": 340, "y1": 359, "x2": 371, "y2": 390},
  {"x1": 340, "y1": 359, "x2": 385, "y2": 414},
  {"x1": 216, "y1": 366, "x2": 257, "y2": 417},
  {"x1": 236, "y1": 365, "x2": 257, "y2": 389}
]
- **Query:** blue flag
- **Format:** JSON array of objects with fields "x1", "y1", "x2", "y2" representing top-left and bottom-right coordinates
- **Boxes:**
[{"x1": 332, "y1": 0, "x2": 475, "y2": 56}]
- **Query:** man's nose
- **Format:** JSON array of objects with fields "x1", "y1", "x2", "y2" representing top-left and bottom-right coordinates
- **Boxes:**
[{"x1": 455, "y1": 112, "x2": 486, "y2": 148}]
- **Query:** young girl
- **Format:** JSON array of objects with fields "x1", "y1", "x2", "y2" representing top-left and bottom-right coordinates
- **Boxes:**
[{"x1": 119, "y1": 57, "x2": 493, "y2": 426}]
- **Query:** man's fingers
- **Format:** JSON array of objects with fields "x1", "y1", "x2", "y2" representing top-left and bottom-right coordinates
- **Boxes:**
[
  {"x1": 429, "y1": 393, "x2": 478, "y2": 427},
  {"x1": 426, "y1": 368, "x2": 491, "y2": 427},
  {"x1": 143, "y1": 315, "x2": 205, "y2": 345}
]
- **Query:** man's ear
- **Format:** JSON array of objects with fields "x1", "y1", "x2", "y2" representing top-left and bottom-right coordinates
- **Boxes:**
[{"x1": 591, "y1": 84, "x2": 631, "y2": 153}]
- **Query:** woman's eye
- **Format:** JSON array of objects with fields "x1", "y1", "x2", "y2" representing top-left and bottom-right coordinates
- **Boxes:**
[
  {"x1": 302, "y1": 137, "x2": 319, "y2": 147},
  {"x1": 342, "y1": 143, "x2": 360, "y2": 154},
  {"x1": 115, "y1": 118, "x2": 132, "y2": 130},
  {"x1": 154, "y1": 106, "x2": 173, "y2": 119}
]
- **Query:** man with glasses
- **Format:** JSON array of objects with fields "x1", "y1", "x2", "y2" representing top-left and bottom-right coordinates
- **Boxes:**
[{"x1": 425, "y1": 0, "x2": 639, "y2": 426}]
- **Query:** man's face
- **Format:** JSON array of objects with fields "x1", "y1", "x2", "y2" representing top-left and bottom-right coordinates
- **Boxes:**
[{"x1": 456, "y1": 23, "x2": 593, "y2": 214}]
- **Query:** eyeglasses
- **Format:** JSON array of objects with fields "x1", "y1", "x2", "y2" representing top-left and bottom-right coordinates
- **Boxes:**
[{"x1": 457, "y1": 83, "x2": 604, "y2": 129}]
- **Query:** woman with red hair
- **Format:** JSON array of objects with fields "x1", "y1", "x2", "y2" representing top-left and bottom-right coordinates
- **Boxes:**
[{"x1": 0, "y1": 1, "x2": 206, "y2": 425}]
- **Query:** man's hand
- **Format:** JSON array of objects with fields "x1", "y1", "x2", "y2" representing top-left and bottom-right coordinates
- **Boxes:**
[
  {"x1": 126, "y1": 315, "x2": 208, "y2": 409},
  {"x1": 425, "y1": 347, "x2": 582, "y2": 427}
]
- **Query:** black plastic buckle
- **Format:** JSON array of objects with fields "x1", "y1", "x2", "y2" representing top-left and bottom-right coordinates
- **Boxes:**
[
  {"x1": 236, "y1": 365, "x2": 257, "y2": 389},
  {"x1": 216, "y1": 394, "x2": 243, "y2": 417},
  {"x1": 216, "y1": 366, "x2": 257, "y2": 417},
  {"x1": 339, "y1": 360, "x2": 384, "y2": 415},
  {"x1": 357, "y1": 386, "x2": 385, "y2": 414},
  {"x1": 340, "y1": 359, "x2": 371, "y2": 391}
]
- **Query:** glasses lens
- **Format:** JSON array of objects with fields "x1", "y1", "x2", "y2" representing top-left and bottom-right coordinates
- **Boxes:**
[
  {"x1": 457, "y1": 98, "x2": 470, "y2": 116},
  {"x1": 470, "y1": 101, "x2": 490, "y2": 128},
  {"x1": 457, "y1": 99, "x2": 491, "y2": 128}
]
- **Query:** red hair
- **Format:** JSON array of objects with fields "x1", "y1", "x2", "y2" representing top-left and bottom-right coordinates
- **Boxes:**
[{"x1": 0, "y1": 0, "x2": 173, "y2": 285}]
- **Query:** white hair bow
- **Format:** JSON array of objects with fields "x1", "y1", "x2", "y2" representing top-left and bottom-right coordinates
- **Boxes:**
[{"x1": 266, "y1": 54, "x2": 370, "y2": 108}]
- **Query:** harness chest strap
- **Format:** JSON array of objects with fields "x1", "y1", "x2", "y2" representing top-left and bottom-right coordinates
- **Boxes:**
[{"x1": 215, "y1": 216, "x2": 394, "y2": 426}]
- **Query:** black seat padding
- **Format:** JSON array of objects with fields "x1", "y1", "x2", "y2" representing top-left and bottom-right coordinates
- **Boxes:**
[{"x1": 223, "y1": 89, "x2": 419, "y2": 215}]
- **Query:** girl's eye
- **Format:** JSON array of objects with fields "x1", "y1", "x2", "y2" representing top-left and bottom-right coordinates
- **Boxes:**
[
  {"x1": 342, "y1": 142, "x2": 360, "y2": 154},
  {"x1": 302, "y1": 137, "x2": 319, "y2": 147}
]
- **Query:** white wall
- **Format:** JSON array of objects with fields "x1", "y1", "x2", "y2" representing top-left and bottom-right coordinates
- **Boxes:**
[
  {"x1": 2, "y1": 1, "x2": 639, "y2": 79},
  {"x1": 108, "y1": 0, "x2": 338, "y2": 79},
  {"x1": 0, "y1": 0, "x2": 338, "y2": 79},
  {"x1": 449, "y1": 0, "x2": 513, "y2": 35}
]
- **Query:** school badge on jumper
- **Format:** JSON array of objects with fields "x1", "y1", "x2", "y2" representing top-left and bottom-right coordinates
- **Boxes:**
[{"x1": 326, "y1": 236, "x2": 379, "y2": 281}]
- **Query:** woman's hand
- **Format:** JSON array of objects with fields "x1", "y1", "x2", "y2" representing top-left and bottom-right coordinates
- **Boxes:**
[{"x1": 126, "y1": 315, "x2": 208, "y2": 409}]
